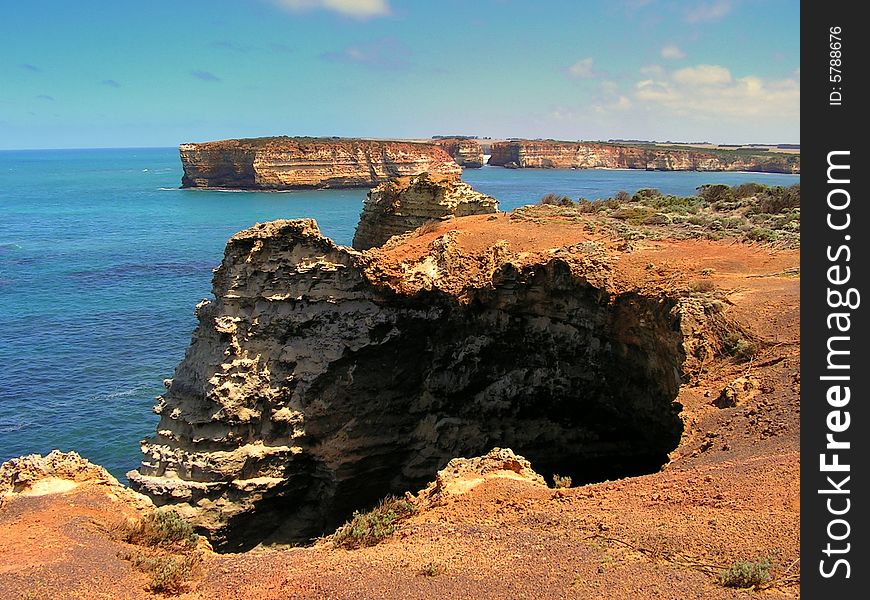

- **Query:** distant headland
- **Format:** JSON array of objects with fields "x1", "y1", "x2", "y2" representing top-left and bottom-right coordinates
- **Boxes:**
[{"x1": 179, "y1": 136, "x2": 800, "y2": 191}]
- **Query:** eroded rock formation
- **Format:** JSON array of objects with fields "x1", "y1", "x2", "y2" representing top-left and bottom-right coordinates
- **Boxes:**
[
  {"x1": 180, "y1": 137, "x2": 462, "y2": 189},
  {"x1": 1, "y1": 450, "x2": 150, "y2": 506},
  {"x1": 414, "y1": 447, "x2": 546, "y2": 506},
  {"x1": 352, "y1": 173, "x2": 498, "y2": 250},
  {"x1": 433, "y1": 138, "x2": 486, "y2": 168},
  {"x1": 129, "y1": 218, "x2": 692, "y2": 551},
  {"x1": 489, "y1": 140, "x2": 800, "y2": 173}
]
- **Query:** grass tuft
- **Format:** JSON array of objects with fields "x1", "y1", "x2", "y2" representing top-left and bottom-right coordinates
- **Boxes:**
[
  {"x1": 332, "y1": 496, "x2": 417, "y2": 549},
  {"x1": 121, "y1": 510, "x2": 198, "y2": 550},
  {"x1": 125, "y1": 551, "x2": 201, "y2": 595},
  {"x1": 718, "y1": 558, "x2": 772, "y2": 588}
]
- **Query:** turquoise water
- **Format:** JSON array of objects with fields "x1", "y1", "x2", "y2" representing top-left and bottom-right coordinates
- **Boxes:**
[{"x1": 0, "y1": 148, "x2": 799, "y2": 479}]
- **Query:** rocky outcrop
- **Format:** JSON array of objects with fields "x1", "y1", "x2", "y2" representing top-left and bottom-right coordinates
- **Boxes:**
[
  {"x1": 1, "y1": 450, "x2": 150, "y2": 507},
  {"x1": 433, "y1": 138, "x2": 485, "y2": 168},
  {"x1": 415, "y1": 448, "x2": 546, "y2": 505},
  {"x1": 180, "y1": 137, "x2": 462, "y2": 189},
  {"x1": 128, "y1": 218, "x2": 690, "y2": 551},
  {"x1": 352, "y1": 173, "x2": 498, "y2": 250},
  {"x1": 489, "y1": 140, "x2": 800, "y2": 174}
]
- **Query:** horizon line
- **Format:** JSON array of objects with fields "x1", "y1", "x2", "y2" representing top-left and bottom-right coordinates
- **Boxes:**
[{"x1": 0, "y1": 137, "x2": 802, "y2": 153}]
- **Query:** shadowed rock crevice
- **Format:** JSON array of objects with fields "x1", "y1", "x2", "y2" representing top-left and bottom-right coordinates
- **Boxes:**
[{"x1": 129, "y1": 219, "x2": 685, "y2": 552}]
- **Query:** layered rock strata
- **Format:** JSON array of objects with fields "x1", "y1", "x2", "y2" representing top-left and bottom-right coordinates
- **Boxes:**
[
  {"x1": 180, "y1": 137, "x2": 462, "y2": 189},
  {"x1": 129, "y1": 218, "x2": 690, "y2": 551},
  {"x1": 489, "y1": 140, "x2": 800, "y2": 173},
  {"x1": 433, "y1": 138, "x2": 486, "y2": 168},
  {"x1": 352, "y1": 173, "x2": 498, "y2": 250}
]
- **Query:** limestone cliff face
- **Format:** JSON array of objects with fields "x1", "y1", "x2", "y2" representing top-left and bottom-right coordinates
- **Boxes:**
[
  {"x1": 352, "y1": 173, "x2": 498, "y2": 250},
  {"x1": 128, "y1": 218, "x2": 688, "y2": 551},
  {"x1": 432, "y1": 139, "x2": 485, "y2": 168},
  {"x1": 180, "y1": 137, "x2": 462, "y2": 189},
  {"x1": 489, "y1": 141, "x2": 800, "y2": 174}
]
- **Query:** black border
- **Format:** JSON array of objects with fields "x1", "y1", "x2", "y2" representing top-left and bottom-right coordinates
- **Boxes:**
[{"x1": 801, "y1": 3, "x2": 868, "y2": 596}]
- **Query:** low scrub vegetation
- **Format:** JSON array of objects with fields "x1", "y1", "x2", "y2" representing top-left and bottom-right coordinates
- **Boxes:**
[
  {"x1": 125, "y1": 551, "x2": 201, "y2": 595},
  {"x1": 120, "y1": 510, "x2": 198, "y2": 550},
  {"x1": 332, "y1": 496, "x2": 417, "y2": 549},
  {"x1": 115, "y1": 510, "x2": 201, "y2": 595},
  {"x1": 718, "y1": 558, "x2": 772, "y2": 588},
  {"x1": 515, "y1": 182, "x2": 799, "y2": 247}
]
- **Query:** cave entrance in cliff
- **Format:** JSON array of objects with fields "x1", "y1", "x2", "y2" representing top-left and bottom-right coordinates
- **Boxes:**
[
  {"x1": 284, "y1": 270, "x2": 687, "y2": 548},
  {"x1": 183, "y1": 259, "x2": 688, "y2": 553}
]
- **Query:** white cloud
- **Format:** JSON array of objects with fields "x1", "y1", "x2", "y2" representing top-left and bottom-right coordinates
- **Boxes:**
[
  {"x1": 685, "y1": 0, "x2": 731, "y2": 23},
  {"x1": 634, "y1": 63, "x2": 799, "y2": 120},
  {"x1": 272, "y1": 0, "x2": 390, "y2": 18},
  {"x1": 566, "y1": 57, "x2": 595, "y2": 79},
  {"x1": 671, "y1": 64, "x2": 732, "y2": 86},
  {"x1": 660, "y1": 44, "x2": 686, "y2": 60}
]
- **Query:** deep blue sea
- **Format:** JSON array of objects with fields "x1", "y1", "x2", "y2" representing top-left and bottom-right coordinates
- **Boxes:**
[{"x1": 0, "y1": 147, "x2": 799, "y2": 479}]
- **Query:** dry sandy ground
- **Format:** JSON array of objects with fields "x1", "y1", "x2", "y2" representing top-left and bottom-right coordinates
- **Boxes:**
[{"x1": 0, "y1": 213, "x2": 800, "y2": 599}]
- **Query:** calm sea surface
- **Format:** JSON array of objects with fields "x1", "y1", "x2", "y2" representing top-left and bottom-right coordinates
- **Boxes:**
[{"x1": 0, "y1": 147, "x2": 799, "y2": 478}]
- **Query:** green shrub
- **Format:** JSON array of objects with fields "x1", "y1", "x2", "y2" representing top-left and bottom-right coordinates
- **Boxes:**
[
  {"x1": 631, "y1": 188, "x2": 662, "y2": 202},
  {"x1": 720, "y1": 216, "x2": 743, "y2": 230},
  {"x1": 644, "y1": 194, "x2": 703, "y2": 212},
  {"x1": 127, "y1": 551, "x2": 201, "y2": 595},
  {"x1": 697, "y1": 184, "x2": 733, "y2": 204},
  {"x1": 718, "y1": 558, "x2": 772, "y2": 588},
  {"x1": 756, "y1": 183, "x2": 800, "y2": 213},
  {"x1": 642, "y1": 213, "x2": 671, "y2": 225},
  {"x1": 122, "y1": 511, "x2": 198, "y2": 550},
  {"x1": 687, "y1": 214, "x2": 708, "y2": 226},
  {"x1": 575, "y1": 199, "x2": 601, "y2": 213},
  {"x1": 552, "y1": 474, "x2": 572, "y2": 488},
  {"x1": 711, "y1": 200, "x2": 742, "y2": 211},
  {"x1": 540, "y1": 193, "x2": 574, "y2": 206},
  {"x1": 746, "y1": 227, "x2": 778, "y2": 243},
  {"x1": 612, "y1": 206, "x2": 654, "y2": 225},
  {"x1": 732, "y1": 182, "x2": 768, "y2": 199},
  {"x1": 332, "y1": 496, "x2": 417, "y2": 549},
  {"x1": 722, "y1": 333, "x2": 756, "y2": 362}
]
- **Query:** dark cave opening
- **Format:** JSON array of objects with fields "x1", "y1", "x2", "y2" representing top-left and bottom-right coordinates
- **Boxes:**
[{"x1": 208, "y1": 260, "x2": 687, "y2": 552}]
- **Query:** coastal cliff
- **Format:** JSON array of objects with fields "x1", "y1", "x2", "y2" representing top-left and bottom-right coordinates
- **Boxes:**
[
  {"x1": 352, "y1": 173, "x2": 498, "y2": 250},
  {"x1": 432, "y1": 138, "x2": 485, "y2": 168},
  {"x1": 128, "y1": 217, "x2": 691, "y2": 550},
  {"x1": 179, "y1": 137, "x2": 462, "y2": 190},
  {"x1": 489, "y1": 140, "x2": 800, "y2": 173},
  {"x1": 3, "y1": 193, "x2": 802, "y2": 598}
]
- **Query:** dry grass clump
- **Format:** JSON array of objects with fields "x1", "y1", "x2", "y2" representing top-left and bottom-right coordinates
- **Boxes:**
[
  {"x1": 332, "y1": 496, "x2": 417, "y2": 549},
  {"x1": 718, "y1": 558, "x2": 772, "y2": 588},
  {"x1": 125, "y1": 551, "x2": 202, "y2": 595},
  {"x1": 115, "y1": 510, "x2": 202, "y2": 595},
  {"x1": 120, "y1": 510, "x2": 198, "y2": 550}
]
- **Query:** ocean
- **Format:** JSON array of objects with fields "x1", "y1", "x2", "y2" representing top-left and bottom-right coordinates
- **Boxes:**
[{"x1": 0, "y1": 147, "x2": 800, "y2": 479}]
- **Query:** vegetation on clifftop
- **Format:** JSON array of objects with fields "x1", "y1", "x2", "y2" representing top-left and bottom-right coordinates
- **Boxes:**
[{"x1": 516, "y1": 182, "x2": 800, "y2": 248}]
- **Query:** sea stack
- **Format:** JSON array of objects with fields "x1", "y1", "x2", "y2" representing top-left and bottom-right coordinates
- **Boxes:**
[{"x1": 352, "y1": 173, "x2": 499, "y2": 250}]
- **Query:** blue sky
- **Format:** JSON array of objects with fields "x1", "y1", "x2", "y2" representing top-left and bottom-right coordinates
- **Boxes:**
[{"x1": 1, "y1": 0, "x2": 799, "y2": 149}]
